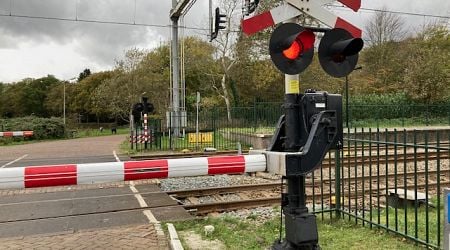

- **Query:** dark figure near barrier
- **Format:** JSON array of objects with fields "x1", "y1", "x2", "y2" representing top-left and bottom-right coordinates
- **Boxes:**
[{"x1": 111, "y1": 127, "x2": 117, "y2": 134}]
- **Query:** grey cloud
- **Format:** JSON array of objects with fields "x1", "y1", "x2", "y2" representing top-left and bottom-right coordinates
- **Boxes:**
[{"x1": 0, "y1": 0, "x2": 182, "y2": 66}]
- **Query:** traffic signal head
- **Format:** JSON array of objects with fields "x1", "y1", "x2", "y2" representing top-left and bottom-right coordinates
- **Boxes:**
[
  {"x1": 318, "y1": 28, "x2": 364, "y2": 78},
  {"x1": 215, "y1": 7, "x2": 226, "y2": 31},
  {"x1": 141, "y1": 97, "x2": 154, "y2": 113},
  {"x1": 269, "y1": 23, "x2": 315, "y2": 75},
  {"x1": 132, "y1": 102, "x2": 143, "y2": 120},
  {"x1": 211, "y1": 7, "x2": 227, "y2": 41},
  {"x1": 145, "y1": 102, "x2": 154, "y2": 113}
]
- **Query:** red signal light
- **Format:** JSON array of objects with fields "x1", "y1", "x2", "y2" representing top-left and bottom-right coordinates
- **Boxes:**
[
  {"x1": 269, "y1": 23, "x2": 315, "y2": 74},
  {"x1": 297, "y1": 30, "x2": 315, "y2": 51},
  {"x1": 283, "y1": 41, "x2": 301, "y2": 59},
  {"x1": 282, "y1": 30, "x2": 315, "y2": 60}
]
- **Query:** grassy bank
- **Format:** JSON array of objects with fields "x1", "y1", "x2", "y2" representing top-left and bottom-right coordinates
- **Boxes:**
[{"x1": 169, "y1": 210, "x2": 423, "y2": 250}]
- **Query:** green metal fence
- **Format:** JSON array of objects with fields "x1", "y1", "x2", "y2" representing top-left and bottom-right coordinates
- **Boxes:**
[
  {"x1": 133, "y1": 103, "x2": 449, "y2": 152},
  {"x1": 307, "y1": 128, "x2": 449, "y2": 249},
  {"x1": 133, "y1": 104, "x2": 283, "y2": 151}
]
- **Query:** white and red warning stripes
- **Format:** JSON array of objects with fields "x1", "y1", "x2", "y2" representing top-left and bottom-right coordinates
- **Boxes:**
[
  {"x1": 242, "y1": 4, "x2": 300, "y2": 36},
  {"x1": 0, "y1": 131, "x2": 34, "y2": 137},
  {"x1": 130, "y1": 134, "x2": 152, "y2": 143},
  {"x1": 242, "y1": 1, "x2": 362, "y2": 38},
  {"x1": 0, "y1": 155, "x2": 266, "y2": 189},
  {"x1": 286, "y1": 0, "x2": 362, "y2": 38},
  {"x1": 143, "y1": 113, "x2": 148, "y2": 142}
]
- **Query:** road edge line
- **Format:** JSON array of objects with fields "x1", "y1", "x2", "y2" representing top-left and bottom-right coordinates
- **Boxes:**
[
  {"x1": 129, "y1": 181, "x2": 165, "y2": 238},
  {"x1": 1, "y1": 154, "x2": 28, "y2": 168}
]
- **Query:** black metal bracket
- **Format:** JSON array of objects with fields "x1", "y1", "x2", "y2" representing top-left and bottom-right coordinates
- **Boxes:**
[{"x1": 268, "y1": 110, "x2": 338, "y2": 175}]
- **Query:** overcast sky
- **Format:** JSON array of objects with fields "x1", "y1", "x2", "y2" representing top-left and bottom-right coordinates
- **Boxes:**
[{"x1": 0, "y1": 0, "x2": 448, "y2": 83}]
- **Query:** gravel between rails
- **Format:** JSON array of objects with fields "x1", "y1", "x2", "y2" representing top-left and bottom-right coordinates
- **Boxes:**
[{"x1": 159, "y1": 174, "x2": 279, "y2": 191}]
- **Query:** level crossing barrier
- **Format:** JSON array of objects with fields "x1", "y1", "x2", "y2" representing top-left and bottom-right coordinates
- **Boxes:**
[
  {"x1": 0, "y1": 131, "x2": 34, "y2": 137},
  {"x1": 0, "y1": 154, "x2": 266, "y2": 189}
]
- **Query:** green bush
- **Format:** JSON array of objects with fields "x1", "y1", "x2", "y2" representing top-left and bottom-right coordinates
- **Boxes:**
[
  {"x1": 348, "y1": 93, "x2": 450, "y2": 120},
  {"x1": 0, "y1": 116, "x2": 65, "y2": 140}
]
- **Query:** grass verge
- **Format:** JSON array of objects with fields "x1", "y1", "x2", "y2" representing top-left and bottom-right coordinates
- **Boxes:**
[{"x1": 169, "y1": 208, "x2": 424, "y2": 250}]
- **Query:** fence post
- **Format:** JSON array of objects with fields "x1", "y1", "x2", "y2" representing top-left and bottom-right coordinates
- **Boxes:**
[
  {"x1": 448, "y1": 103, "x2": 450, "y2": 126},
  {"x1": 401, "y1": 104, "x2": 405, "y2": 127},
  {"x1": 335, "y1": 148, "x2": 341, "y2": 219},
  {"x1": 253, "y1": 101, "x2": 257, "y2": 133},
  {"x1": 213, "y1": 107, "x2": 217, "y2": 149}
]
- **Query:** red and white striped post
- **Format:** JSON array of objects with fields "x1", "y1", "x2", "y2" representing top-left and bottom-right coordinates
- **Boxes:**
[
  {"x1": 0, "y1": 154, "x2": 266, "y2": 189},
  {"x1": 143, "y1": 113, "x2": 149, "y2": 149}
]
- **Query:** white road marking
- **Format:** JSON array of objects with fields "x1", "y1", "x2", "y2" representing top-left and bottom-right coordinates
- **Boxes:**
[
  {"x1": 129, "y1": 181, "x2": 165, "y2": 236},
  {"x1": 113, "y1": 150, "x2": 121, "y2": 162},
  {"x1": 129, "y1": 181, "x2": 159, "y2": 223},
  {"x1": 1, "y1": 154, "x2": 28, "y2": 168}
]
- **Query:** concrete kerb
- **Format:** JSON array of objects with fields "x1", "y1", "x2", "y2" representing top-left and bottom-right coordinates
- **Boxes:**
[{"x1": 167, "y1": 223, "x2": 184, "y2": 250}]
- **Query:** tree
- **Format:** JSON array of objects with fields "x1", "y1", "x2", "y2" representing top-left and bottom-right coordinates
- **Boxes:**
[
  {"x1": 362, "y1": 8, "x2": 408, "y2": 93},
  {"x1": 403, "y1": 25, "x2": 450, "y2": 104},
  {"x1": 211, "y1": 0, "x2": 241, "y2": 121},
  {"x1": 0, "y1": 83, "x2": 4, "y2": 117},
  {"x1": 92, "y1": 48, "x2": 148, "y2": 122},
  {"x1": 181, "y1": 37, "x2": 217, "y2": 110},
  {"x1": 77, "y1": 68, "x2": 92, "y2": 82},
  {"x1": 365, "y1": 7, "x2": 407, "y2": 47},
  {"x1": 70, "y1": 71, "x2": 114, "y2": 123},
  {"x1": 92, "y1": 46, "x2": 173, "y2": 122}
]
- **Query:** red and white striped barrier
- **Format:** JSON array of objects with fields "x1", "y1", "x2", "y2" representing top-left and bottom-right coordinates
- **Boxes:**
[
  {"x1": 0, "y1": 155, "x2": 266, "y2": 189},
  {"x1": 0, "y1": 131, "x2": 34, "y2": 138}
]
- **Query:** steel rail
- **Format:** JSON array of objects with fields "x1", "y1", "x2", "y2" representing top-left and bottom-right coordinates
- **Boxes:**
[
  {"x1": 309, "y1": 168, "x2": 448, "y2": 186},
  {"x1": 183, "y1": 197, "x2": 281, "y2": 214},
  {"x1": 321, "y1": 151, "x2": 449, "y2": 168},
  {"x1": 167, "y1": 183, "x2": 280, "y2": 198}
]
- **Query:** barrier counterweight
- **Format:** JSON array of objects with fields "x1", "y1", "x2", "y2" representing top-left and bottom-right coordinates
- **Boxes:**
[{"x1": 0, "y1": 155, "x2": 266, "y2": 189}]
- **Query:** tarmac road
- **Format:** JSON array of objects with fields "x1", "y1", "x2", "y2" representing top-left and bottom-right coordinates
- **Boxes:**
[
  {"x1": 0, "y1": 181, "x2": 190, "y2": 248},
  {"x1": 0, "y1": 135, "x2": 191, "y2": 247},
  {"x1": 0, "y1": 135, "x2": 129, "y2": 168}
]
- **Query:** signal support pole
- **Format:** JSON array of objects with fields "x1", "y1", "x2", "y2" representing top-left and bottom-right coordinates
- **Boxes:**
[
  {"x1": 273, "y1": 73, "x2": 320, "y2": 250},
  {"x1": 171, "y1": 0, "x2": 180, "y2": 138}
]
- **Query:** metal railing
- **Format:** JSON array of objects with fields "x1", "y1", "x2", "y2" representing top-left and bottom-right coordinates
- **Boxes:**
[
  {"x1": 308, "y1": 128, "x2": 449, "y2": 249},
  {"x1": 131, "y1": 103, "x2": 449, "y2": 152}
]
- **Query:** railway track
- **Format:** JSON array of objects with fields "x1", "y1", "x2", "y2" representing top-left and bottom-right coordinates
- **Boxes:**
[
  {"x1": 183, "y1": 197, "x2": 281, "y2": 214},
  {"x1": 167, "y1": 183, "x2": 280, "y2": 198},
  {"x1": 321, "y1": 151, "x2": 449, "y2": 168},
  {"x1": 343, "y1": 141, "x2": 449, "y2": 152},
  {"x1": 127, "y1": 145, "x2": 449, "y2": 215},
  {"x1": 167, "y1": 176, "x2": 450, "y2": 215}
]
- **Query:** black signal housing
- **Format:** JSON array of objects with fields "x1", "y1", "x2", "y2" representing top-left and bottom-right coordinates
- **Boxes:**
[{"x1": 318, "y1": 28, "x2": 364, "y2": 78}]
